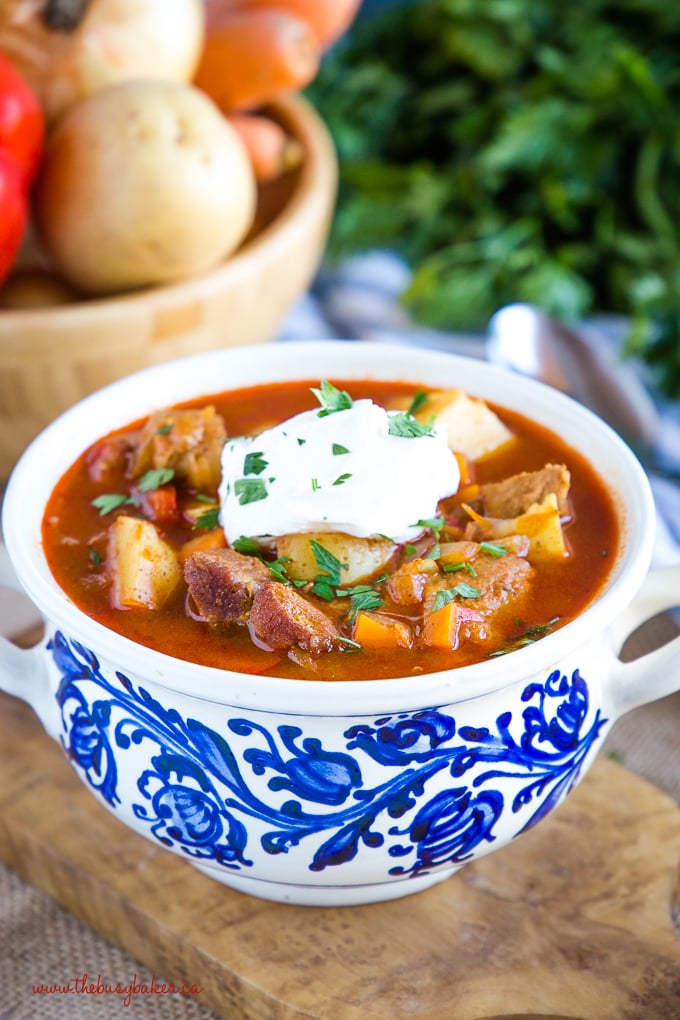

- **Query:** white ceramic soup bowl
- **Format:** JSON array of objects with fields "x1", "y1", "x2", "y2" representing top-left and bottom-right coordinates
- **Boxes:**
[{"x1": 1, "y1": 340, "x2": 679, "y2": 907}]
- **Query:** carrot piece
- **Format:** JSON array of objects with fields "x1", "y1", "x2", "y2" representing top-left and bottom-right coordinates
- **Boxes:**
[
  {"x1": 195, "y1": 8, "x2": 321, "y2": 112},
  {"x1": 205, "y1": 0, "x2": 363, "y2": 50},
  {"x1": 421, "y1": 603, "x2": 484, "y2": 650},
  {"x1": 226, "y1": 113, "x2": 303, "y2": 182},
  {"x1": 353, "y1": 612, "x2": 413, "y2": 650},
  {"x1": 178, "y1": 528, "x2": 227, "y2": 565},
  {"x1": 454, "y1": 451, "x2": 476, "y2": 488},
  {"x1": 133, "y1": 485, "x2": 178, "y2": 523},
  {"x1": 421, "y1": 601, "x2": 460, "y2": 650}
]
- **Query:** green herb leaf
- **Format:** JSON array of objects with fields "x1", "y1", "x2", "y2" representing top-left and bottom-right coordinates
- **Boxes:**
[
  {"x1": 333, "y1": 473, "x2": 352, "y2": 486},
  {"x1": 232, "y1": 536, "x2": 261, "y2": 555},
  {"x1": 431, "y1": 583, "x2": 482, "y2": 612},
  {"x1": 488, "y1": 617, "x2": 561, "y2": 656},
  {"x1": 310, "y1": 539, "x2": 346, "y2": 586},
  {"x1": 336, "y1": 636, "x2": 362, "y2": 651},
  {"x1": 311, "y1": 379, "x2": 353, "y2": 417},
  {"x1": 137, "y1": 468, "x2": 175, "y2": 492},
  {"x1": 479, "y1": 541, "x2": 508, "y2": 557},
  {"x1": 268, "y1": 556, "x2": 306, "y2": 587},
  {"x1": 336, "y1": 583, "x2": 386, "y2": 624},
  {"x1": 332, "y1": 442, "x2": 350, "y2": 455},
  {"x1": 442, "y1": 560, "x2": 477, "y2": 575},
  {"x1": 408, "y1": 390, "x2": 429, "y2": 415},
  {"x1": 311, "y1": 579, "x2": 337, "y2": 601},
  {"x1": 234, "y1": 478, "x2": 268, "y2": 505},
  {"x1": 91, "y1": 493, "x2": 135, "y2": 516},
  {"x1": 387, "y1": 412, "x2": 435, "y2": 438},
  {"x1": 417, "y1": 516, "x2": 445, "y2": 536},
  {"x1": 194, "y1": 505, "x2": 220, "y2": 530},
  {"x1": 155, "y1": 423, "x2": 173, "y2": 436},
  {"x1": 243, "y1": 451, "x2": 268, "y2": 476}
]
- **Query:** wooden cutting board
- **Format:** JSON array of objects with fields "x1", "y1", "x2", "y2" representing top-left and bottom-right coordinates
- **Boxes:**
[{"x1": 1, "y1": 687, "x2": 679, "y2": 1020}]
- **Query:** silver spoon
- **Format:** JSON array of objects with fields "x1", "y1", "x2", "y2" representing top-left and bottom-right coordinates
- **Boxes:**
[{"x1": 486, "y1": 303, "x2": 679, "y2": 480}]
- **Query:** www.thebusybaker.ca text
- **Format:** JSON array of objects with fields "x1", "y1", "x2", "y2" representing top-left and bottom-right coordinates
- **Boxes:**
[{"x1": 32, "y1": 972, "x2": 203, "y2": 1008}]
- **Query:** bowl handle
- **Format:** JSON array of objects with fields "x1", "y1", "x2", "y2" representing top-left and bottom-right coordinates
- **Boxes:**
[
  {"x1": 0, "y1": 544, "x2": 59, "y2": 740},
  {"x1": 607, "y1": 566, "x2": 680, "y2": 716}
]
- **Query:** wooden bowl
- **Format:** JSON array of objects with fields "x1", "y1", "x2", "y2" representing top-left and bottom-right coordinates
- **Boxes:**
[{"x1": 0, "y1": 95, "x2": 337, "y2": 480}]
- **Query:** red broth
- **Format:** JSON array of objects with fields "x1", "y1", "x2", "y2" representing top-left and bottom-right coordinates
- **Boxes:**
[{"x1": 41, "y1": 378, "x2": 619, "y2": 681}]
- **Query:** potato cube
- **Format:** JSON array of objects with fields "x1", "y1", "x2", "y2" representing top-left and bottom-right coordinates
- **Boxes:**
[
  {"x1": 416, "y1": 390, "x2": 514, "y2": 461},
  {"x1": 464, "y1": 494, "x2": 567, "y2": 562},
  {"x1": 276, "y1": 532, "x2": 396, "y2": 586},
  {"x1": 108, "y1": 515, "x2": 181, "y2": 609}
]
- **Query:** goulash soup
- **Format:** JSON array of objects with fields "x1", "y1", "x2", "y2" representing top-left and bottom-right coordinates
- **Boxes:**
[{"x1": 42, "y1": 378, "x2": 619, "y2": 681}]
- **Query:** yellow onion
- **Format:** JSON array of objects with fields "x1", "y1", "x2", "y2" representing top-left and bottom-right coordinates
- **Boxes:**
[{"x1": 0, "y1": 0, "x2": 205, "y2": 123}]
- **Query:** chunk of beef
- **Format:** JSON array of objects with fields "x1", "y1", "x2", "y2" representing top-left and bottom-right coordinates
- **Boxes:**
[
  {"x1": 184, "y1": 547, "x2": 270, "y2": 624},
  {"x1": 250, "y1": 582, "x2": 339, "y2": 653},
  {"x1": 130, "y1": 405, "x2": 227, "y2": 491},
  {"x1": 480, "y1": 464, "x2": 570, "y2": 518},
  {"x1": 423, "y1": 552, "x2": 536, "y2": 647}
]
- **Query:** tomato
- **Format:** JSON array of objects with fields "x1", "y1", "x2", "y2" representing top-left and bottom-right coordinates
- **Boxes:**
[
  {"x1": 0, "y1": 149, "x2": 28, "y2": 283},
  {"x1": 0, "y1": 52, "x2": 44, "y2": 187}
]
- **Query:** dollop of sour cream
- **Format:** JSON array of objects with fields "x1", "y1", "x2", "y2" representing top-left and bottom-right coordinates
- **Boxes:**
[{"x1": 218, "y1": 396, "x2": 460, "y2": 545}]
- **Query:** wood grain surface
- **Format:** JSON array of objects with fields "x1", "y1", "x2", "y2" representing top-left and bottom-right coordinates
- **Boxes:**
[{"x1": 0, "y1": 688, "x2": 679, "y2": 1020}]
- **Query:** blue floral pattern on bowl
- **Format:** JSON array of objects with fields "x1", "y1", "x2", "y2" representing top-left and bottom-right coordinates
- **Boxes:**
[{"x1": 50, "y1": 630, "x2": 607, "y2": 883}]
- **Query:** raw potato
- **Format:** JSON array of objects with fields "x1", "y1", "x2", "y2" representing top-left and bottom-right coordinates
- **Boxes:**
[
  {"x1": 34, "y1": 80, "x2": 257, "y2": 295},
  {"x1": 0, "y1": 0, "x2": 205, "y2": 123}
]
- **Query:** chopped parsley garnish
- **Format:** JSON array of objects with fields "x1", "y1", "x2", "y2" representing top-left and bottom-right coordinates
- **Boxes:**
[
  {"x1": 137, "y1": 467, "x2": 175, "y2": 491},
  {"x1": 267, "y1": 556, "x2": 306, "y2": 587},
  {"x1": 311, "y1": 477, "x2": 321, "y2": 491},
  {"x1": 336, "y1": 636, "x2": 362, "y2": 651},
  {"x1": 311, "y1": 379, "x2": 353, "y2": 416},
  {"x1": 417, "y1": 516, "x2": 446, "y2": 536},
  {"x1": 194, "y1": 505, "x2": 220, "y2": 530},
  {"x1": 155, "y1": 423, "x2": 173, "y2": 436},
  {"x1": 333, "y1": 473, "x2": 352, "y2": 486},
  {"x1": 332, "y1": 442, "x2": 350, "y2": 455},
  {"x1": 234, "y1": 478, "x2": 268, "y2": 505},
  {"x1": 431, "y1": 583, "x2": 482, "y2": 612},
  {"x1": 442, "y1": 560, "x2": 477, "y2": 577},
  {"x1": 243, "y1": 451, "x2": 268, "y2": 476},
  {"x1": 416, "y1": 515, "x2": 446, "y2": 559},
  {"x1": 488, "y1": 617, "x2": 561, "y2": 656},
  {"x1": 91, "y1": 493, "x2": 136, "y2": 515},
  {"x1": 89, "y1": 547, "x2": 101, "y2": 566},
  {"x1": 309, "y1": 540, "x2": 347, "y2": 598},
  {"x1": 232, "y1": 535, "x2": 261, "y2": 555},
  {"x1": 479, "y1": 541, "x2": 508, "y2": 557},
  {"x1": 232, "y1": 537, "x2": 305, "y2": 587},
  {"x1": 387, "y1": 412, "x2": 435, "y2": 438},
  {"x1": 297, "y1": 437, "x2": 306, "y2": 445},
  {"x1": 408, "y1": 390, "x2": 429, "y2": 415},
  {"x1": 336, "y1": 584, "x2": 386, "y2": 624}
]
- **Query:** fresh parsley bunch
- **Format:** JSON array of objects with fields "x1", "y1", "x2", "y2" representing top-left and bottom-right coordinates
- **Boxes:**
[{"x1": 309, "y1": 0, "x2": 680, "y2": 395}]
